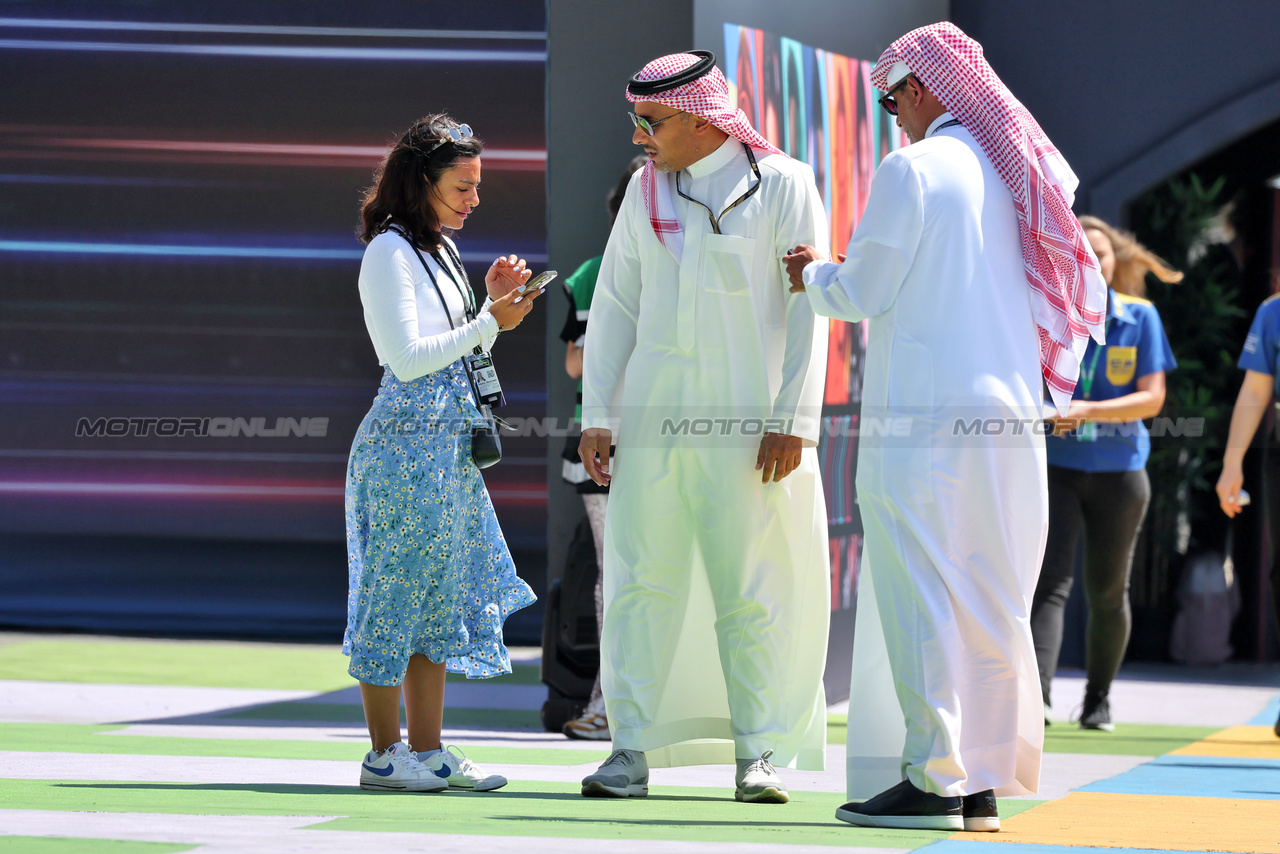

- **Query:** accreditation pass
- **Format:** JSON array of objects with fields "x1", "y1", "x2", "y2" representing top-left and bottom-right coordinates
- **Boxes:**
[{"x1": 466, "y1": 351, "x2": 503, "y2": 407}]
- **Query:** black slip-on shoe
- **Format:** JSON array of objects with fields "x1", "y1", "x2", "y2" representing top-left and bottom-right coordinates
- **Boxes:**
[
  {"x1": 835, "y1": 779, "x2": 963, "y2": 831},
  {"x1": 1078, "y1": 693, "x2": 1114, "y2": 732},
  {"x1": 962, "y1": 789, "x2": 999, "y2": 832}
]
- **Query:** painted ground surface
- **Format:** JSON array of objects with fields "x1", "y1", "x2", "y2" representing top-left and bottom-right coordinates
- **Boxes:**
[{"x1": 0, "y1": 633, "x2": 1277, "y2": 853}]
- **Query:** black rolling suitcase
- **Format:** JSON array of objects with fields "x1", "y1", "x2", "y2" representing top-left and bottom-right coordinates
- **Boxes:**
[{"x1": 540, "y1": 515, "x2": 601, "y2": 731}]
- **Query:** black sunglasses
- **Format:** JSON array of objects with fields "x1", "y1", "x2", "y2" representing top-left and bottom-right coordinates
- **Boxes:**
[
  {"x1": 877, "y1": 76, "x2": 915, "y2": 116},
  {"x1": 628, "y1": 111, "x2": 681, "y2": 136}
]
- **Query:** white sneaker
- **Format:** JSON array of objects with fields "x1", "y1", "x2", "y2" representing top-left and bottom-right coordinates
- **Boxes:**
[
  {"x1": 735, "y1": 749, "x2": 788, "y2": 803},
  {"x1": 581, "y1": 748, "x2": 648, "y2": 797},
  {"x1": 415, "y1": 745, "x2": 508, "y2": 791},
  {"x1": 359, "y1": 742, "x2": 447, "y2": 792}
]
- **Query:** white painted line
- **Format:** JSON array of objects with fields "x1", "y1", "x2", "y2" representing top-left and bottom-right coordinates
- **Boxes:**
[
  {"x1": 0, "y1": 750, "x2": 358, "y2": 786},
  {"x1": 1009, "y1": 752, "x2": 1152, "y2": 801},
  {"x1": 300, "y1": 681, "x2": 548, "y2": 710},
  {"x1": 0, "y1": 810, "x2": 897, "y2": 854},
  {"x1": 0, "y1": 747, "x2": 848, "y2": 793},
  {"x1": 1049, "y1": 675, "x2": 1278, "y2": 727},
  {"x1": 0, "y1": 742, "x2": 1146, "y2": 802},
  {"x1": 0, "y1": 681, "x2": 317, "y2": 725},
  {"x1": 104, "y1": 724, "x2": 373, "y2": 742},
  {"x1": 104, "y1": 724, "x2": 608, "y2": 753}
]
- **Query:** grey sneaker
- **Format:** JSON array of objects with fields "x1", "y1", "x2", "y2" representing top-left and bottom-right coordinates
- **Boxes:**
[
  {"x1": 735, "y1": 749, "x2": 788, "y2": 803},
  {"x1": 581, "y1": 748, "x2": 648, "y2": 797}
]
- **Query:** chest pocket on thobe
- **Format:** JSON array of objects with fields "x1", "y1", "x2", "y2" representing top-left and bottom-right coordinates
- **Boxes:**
[{"x1": 702, "y1": 233, "x2": 755, "y2": 294}]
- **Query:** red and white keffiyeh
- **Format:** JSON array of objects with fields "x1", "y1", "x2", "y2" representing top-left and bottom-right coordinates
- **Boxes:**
[
  {"x1": 627, "y1": 52, "x2": 784, "y2": 263},
  {"x1": 872, "y1": 22, "x2": 1106, "y2": 414}
]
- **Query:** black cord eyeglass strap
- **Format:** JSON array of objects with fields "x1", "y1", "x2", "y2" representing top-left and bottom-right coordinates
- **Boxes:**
[{"x1": 674, "y1": 143, "x2": 762, "y2": 235}]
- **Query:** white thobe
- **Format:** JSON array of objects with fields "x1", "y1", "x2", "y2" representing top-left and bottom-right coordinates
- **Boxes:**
[
  {"x1": 802, "y1": 114, "x2": 1047, "y2": 797},
  {"x1": 582, "y1": 137, "x2": 831, "y2": 769}
]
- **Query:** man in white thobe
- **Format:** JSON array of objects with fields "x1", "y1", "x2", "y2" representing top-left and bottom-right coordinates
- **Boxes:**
[
  {"x1": 577, "y1": 50, "x2": 831, "y2": 804},
  {"x1": 784, "y1": 23, "x2": 1106, "y2": 832}
]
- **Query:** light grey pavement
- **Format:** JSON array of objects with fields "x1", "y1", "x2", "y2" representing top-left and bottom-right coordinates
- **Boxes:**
[
  {"x1": 0, "y1": 680, "x2": 315, "y2": 725},
  {"x1": 0, "y1": 810, "x2": 895, "y2": 854},
  {"x1": 301, "y1": 681, "x2": 548, "y2": 710},
  {"x1": 1047, "y1": 666, "x2": 1280, "y2": 726},
  {"x1": 0, "y1": 745, "x2": 1156, "y2": 799}
]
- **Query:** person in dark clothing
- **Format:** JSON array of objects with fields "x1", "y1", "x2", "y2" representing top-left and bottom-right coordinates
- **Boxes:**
[
  {"x1": 1217, "y1": 280, "x2": 1280, "y2": 740},
  {"x1": 1034, "y1": 216, "x2": 1181, "y2": 731},
  {"x1": 558, "y1": 155, "x2": 646, "y2": 740}
]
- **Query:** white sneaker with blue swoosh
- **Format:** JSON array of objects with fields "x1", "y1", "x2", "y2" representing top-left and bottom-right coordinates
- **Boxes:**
[
  {"x1": 359, "y1": 742, "x2": 447, "y2": 792},
  {"x1": 415, "y1": 745, "x2": 508, "y2": 791}
]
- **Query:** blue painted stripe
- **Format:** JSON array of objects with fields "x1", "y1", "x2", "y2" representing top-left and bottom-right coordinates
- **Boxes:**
[
  {"x1": 0, "y1": 378, "x2": 546, "y2": 405},
  {"x1": 0, "y1": 17, "x2": 546, "y2": 41},
  {"x1": 0, "y1": 173, "x2": 236, "y2": 188},
  {"x1": 1247, "y1": 693, "x2": 1280, "y2": 726},
  {"x1": 0, "y1": 240, "x2": 547, "y2": 264},
  {"x1": 0, "y1": 239, "x2": 362, "y2": 260},
  {"x1": 1077, "y1": 754, "x2": 1280, "y2": 800},
  {"x1": 919, "y1": 843, "x2": 1222, "y2": 854},
  {"x1": 0, "y1": 37, "x2": 544, "y2": 62}
]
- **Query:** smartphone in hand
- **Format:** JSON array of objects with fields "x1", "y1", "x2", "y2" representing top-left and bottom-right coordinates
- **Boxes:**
[{"x1": 524, "y1": 270, "x2": 557, "y2": 292}]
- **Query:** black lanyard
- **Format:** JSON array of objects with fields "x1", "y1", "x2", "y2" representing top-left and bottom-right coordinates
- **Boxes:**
[
  {"x1": 930, "y1": 118, "x2": 962, "y2": 136},
  {"x1": 390, "y1": 227, "x2": 481, "y2": 355},
  {"x1": 432, "y1": 241, "x2": 478, "y2": 320},
  {"x1": 675, "y1": 142, "x2": 761, "y2": 235}
]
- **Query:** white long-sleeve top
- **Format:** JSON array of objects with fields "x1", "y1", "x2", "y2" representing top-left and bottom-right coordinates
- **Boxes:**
[
  {"x1": 358, "y1": 230, "x2": 499, "y2": 381},
  {"x1": 582, "y1": 137, "x2": 829, "y2": 445}
]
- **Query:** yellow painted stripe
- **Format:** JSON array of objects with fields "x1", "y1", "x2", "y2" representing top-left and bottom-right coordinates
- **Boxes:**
[
  {"x1": 953, "y1": 791, "x2": 1280, "y2": 853},
  {"x1": 1170, "y1": 725, "x2": 1280, "y2": 760}
]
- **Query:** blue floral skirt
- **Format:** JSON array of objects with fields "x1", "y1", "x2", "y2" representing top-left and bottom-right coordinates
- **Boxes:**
[{"x1": 342, "y1": 363, "x2": 536, "y2": 686}]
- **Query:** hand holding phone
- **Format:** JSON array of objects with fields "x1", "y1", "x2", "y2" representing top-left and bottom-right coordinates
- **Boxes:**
[{"x1": 514, "y1": 270, "x2": 557, "y2": 303}]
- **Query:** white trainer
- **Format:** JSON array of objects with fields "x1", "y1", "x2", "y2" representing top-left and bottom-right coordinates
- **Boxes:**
[
  {"x1": 735, "y1": 749, "x2": 789, "y2": 803},
  {"x1": 359, "y1": 741, "x2": 447, "y2": 792},
  {"x1": 581, "y1": 748, "x2": 648, "y2": 797},
  {"x1": 415, "y1": 745, "x2": 508, "y2": 791}
]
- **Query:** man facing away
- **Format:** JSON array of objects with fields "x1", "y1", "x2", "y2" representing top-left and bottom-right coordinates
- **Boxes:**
[
  {"x1": 578, "y1": 50, "x2": 831, "y2": 804},
  {"x1": 784, "y1": 22, "x2": 1106, "y2": 832}
]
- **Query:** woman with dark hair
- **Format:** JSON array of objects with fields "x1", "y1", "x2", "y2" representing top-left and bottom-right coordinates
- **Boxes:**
[{"x1": 345, "y1": 114, "x2": 541, "y2": 792}]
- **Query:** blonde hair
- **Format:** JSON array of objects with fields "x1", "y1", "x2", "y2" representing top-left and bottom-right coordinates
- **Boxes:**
[{"x1": 1078, "y1": 215, "x2": 1184, "y2": 297}]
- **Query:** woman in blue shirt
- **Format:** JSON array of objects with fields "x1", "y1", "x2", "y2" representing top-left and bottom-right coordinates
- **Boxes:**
[
  {"x1": 1217, "y1": 292, "x2": 1280, "y2": 737},
  {"x1": 1033, "y1": 216, "x2": 1181, "y2": 730}
]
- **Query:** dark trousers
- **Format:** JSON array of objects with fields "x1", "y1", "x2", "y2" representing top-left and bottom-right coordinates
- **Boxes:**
[
  {"x1": 1262, "y1": 445, "x2": 1280, "y2": 640},
  {"x1": 1031, "y1": 465, "x2": 1151, "y2": 704}
]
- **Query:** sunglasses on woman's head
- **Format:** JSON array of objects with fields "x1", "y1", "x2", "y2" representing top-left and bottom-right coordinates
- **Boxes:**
[
  {"x1": 878, "y1": 76, "x2": 914, "y2": 116},
  {"x1": 426, "y1": 124, "x2": 473, "y2": 155}
]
